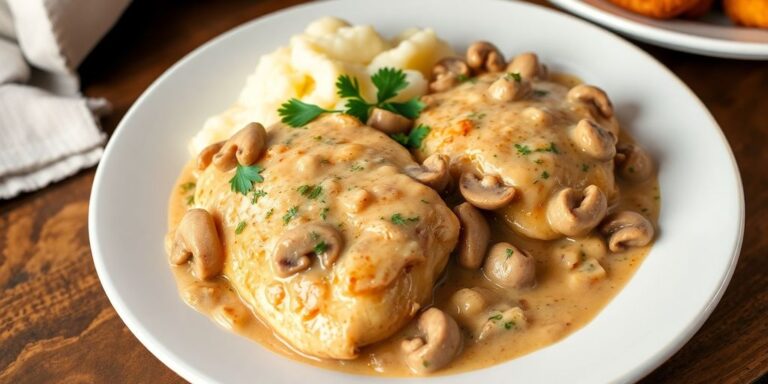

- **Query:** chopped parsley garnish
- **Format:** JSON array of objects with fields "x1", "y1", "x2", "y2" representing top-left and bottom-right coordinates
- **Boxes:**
[
  {"x1": 422, "y1": 360, "x2": 430, "y2": 368},
  {"x1": 179, "y1": 182, "x2": 196, "y2": 193},
  {"x1": 235, "y1": 221, "x2": 247, "y2": 235},
  {"x1": 265, "y1": 208, "x2": 274, "y2": 219},
  {"x1": 457, "y1": 74, "x2": 470, "y2": 83},
  {"x1": 514, "y1": 143, "x2": 532, "y2": 155},
  {"x1": 186, "y1": 195, "x2": 195, "y2": 206},
  {"x1": 313, "y1": 135, "x2": 323, "y2": 141},
  {"x1": 488, "y1": 313, "x2": 503, "y2": 321},
  {"x1": 390, "y1": 124, "x2": 431, "y2": 149},
  {"x1": 467, "y1": 111, "x2": 486, "y2": 120},
  {"x1": 629, "y1": 166, "x2": 636, "y2": 173},
  {"x1": 229, "y1": 164, "x2": 265, "y2": 195},
  {"x1": 534, "y1": 159, "x2": 544, "y2": 164},
  {"x1": 390, "y1": 213, "x2": 419, "y2": 225},
  {"x1": 278, "y1": 67, "x2": 424, "y2": 127},
  {"x1": 503, "y1": 321, "x2": 516, "y2": 330},
  {"x1": 297, "y1": 184, "x2": 323, "y2": 200},
  {"x1": 533, "y1": 89, "x2": 549, "y2": 97},
  {"x1": 581, "y1": 163, "x2": 590, "y2": 172},
  {"x1": 320, "y1": 207, "x2": 329, "y2": 220},
  {"x1": 251, "y1": 189, "x2": 267, "y2": 204},
  {"x1": 313, "y1": 240, "x2": 328, "y2": 254},
  {"x1": 506, "y1": 72, "x2": 522, "y2": 82},
  {"x1": 282, "y1": 206, "x2": 298, "y2": 225},
  {"x1": 350, "y1": 163, "x2": 365, "y2": 172},
  {"x1": 541, "y1": 170, "x2": 550, "y2": 180},
  {"x1": 537, "y1": 142, "x2": 559, "y2": 154},
  {"x1": 420, "y1": 199, "x2": 429, "y2": 204},
  {"x1": 506, "y1": 248, "x2": 514, "y2": 258}
]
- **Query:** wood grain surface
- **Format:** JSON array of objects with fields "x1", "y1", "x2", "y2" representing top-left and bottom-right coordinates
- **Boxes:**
[{"x1": 1, "y1": 0, "x2": 766, "y2": 382}]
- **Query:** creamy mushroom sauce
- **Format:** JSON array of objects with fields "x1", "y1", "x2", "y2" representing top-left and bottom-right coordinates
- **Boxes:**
[{"x1": 167, "y1": 71, "x2": 659, "y2": 375}]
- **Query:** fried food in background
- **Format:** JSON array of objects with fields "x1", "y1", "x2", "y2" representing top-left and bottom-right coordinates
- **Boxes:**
[
  {"x1": 681, "y1": 0, "x2": 715, "y2": 18},
  {"x1": 607, "y1": 0, "x2": 700, "y2": 18},
  {"x1": 724, "y1": 0, "x2": 768, "y2": 27}
]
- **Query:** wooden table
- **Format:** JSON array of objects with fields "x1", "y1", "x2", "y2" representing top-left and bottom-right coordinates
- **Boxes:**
[{"x1": 1, "y1": 0, "x2": 766, "y2": 382}]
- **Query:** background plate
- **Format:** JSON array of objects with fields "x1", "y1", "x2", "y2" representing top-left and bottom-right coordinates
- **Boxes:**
[
  {"x1": 89, "y1": 0, "x2": 744, "y2": 383},
  {"x1": 549, "y1": 0, "x2": 768, "y2": 60}
]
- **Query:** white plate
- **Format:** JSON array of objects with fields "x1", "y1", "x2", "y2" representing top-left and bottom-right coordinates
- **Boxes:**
[
  {"x1": 88, "y1": 0, "x2": 744, "y2": 383},
  {"x1": 549, "y1": 0, "x2": 768, "y2": 60}
]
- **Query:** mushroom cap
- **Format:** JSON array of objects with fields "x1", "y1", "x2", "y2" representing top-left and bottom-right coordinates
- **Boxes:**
[
  {"x1": 600, "y1": 211, "x2": 654, "y2": 252},
  {"x1": 616, "y1": 143, "x2": 653, "y2": 182},
  {"x1": 213, "y1": 122, "x2": 267, "y2": 171},
  {"x1": 197, "y1": 141, "x2": 224, "y2": 171},
  {"x1": 367, "y1": 107, "x2": 413, "y2": 134},
  {"x1": 483, "y1": 242, "x2": 536, "y2": 289},
  {"x1": 170, "y1": 208, "x2": 224, "y2": 280},
  {"x1": 486, "y1": 75, "x2": 530, "y2": 102},
  {"x1": 402, "y1": 308, "x2": 462, "y2": 374},
  {"x1": 453, "y1": 202, "x2": 491, "y2": 269},
  {"x1": 272, "y1": 222, "x2": 344, "y2": 277},
  {"x1": 571, "y1": 119, "x2": 617, "y2": 161},
  {"x1": 405, "y1": 154, "x2": 451, "y2": 192},
  {"x1": 430, "y1": 57, "x2": 471, "y2": 92},
  {"x1": 567, "y1": 84, "x2": 614, "y2": 118},
  {"x1": 546, "y1": 185, "x2": 608, "y2": 237},
  {"x1": 466, "y1": 41, "x2": 505, "y2": 73},
  {"x1": 506, "y1": 52, "x2": 546, "y2": 80},
  {"x1": 459, "y1": 172, "x2": 516, "y2": 210}
]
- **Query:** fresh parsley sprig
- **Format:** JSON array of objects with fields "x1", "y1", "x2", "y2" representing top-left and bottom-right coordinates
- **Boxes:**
[
  {"x1": 277, "y1": 67, "x2": 425, "y2": 128},
  {"x1": 391, "y1": 124, "x2": 431, "y2": 149},
  {"x1": 229, "y1": 164, "x2": 265, "y2": 195}
]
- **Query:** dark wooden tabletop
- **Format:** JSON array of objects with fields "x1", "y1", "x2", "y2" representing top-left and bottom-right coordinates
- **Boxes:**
[{"x1": 1, "y1": 0, "x2": 766, "y2": 383}]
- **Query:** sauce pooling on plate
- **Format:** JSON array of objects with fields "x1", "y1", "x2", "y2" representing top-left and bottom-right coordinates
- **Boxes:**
[{"x1": 166, "y1": 38, "x2": 659, "y2": 376}]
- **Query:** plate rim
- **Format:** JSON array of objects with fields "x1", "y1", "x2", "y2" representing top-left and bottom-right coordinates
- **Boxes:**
[
  {"x1": 88, "y1": 0, "x2": 746, "y2": 383},
  {"x1": 548, "y1": 0, "x2": 768, "y2": 60}
]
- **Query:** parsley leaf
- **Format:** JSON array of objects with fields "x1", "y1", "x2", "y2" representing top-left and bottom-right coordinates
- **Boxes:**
[
  {"x1": 278, "y1": 98, "x2": 330, "y2": 128},
  {"x1": 186, "y1": 195, "x2": 195, "y2": 206},
  {"x1": 506, "y1": 72, "x2": 522, "y2": 82},
  {"x1": 297, "y1": 184, "x2": 323, "y2": 200},
  {"x1": 336, "y1": 75, "x2": 363, "y2": 99},
  {"x1": 506, "y1": 248, "x2": 514, "y2": 258},
  {"x1": 235, "y1": 221, "x2": 247, "y2": 235},
  {"x1": 541, "y1": 170, "x2": 550, "y2": 180},
  {"x1": 265, "y1": 208, "x2": 274, "y2": 219},
  {"x1": 488, "y1": 313, "x2": 503, "y2": 321},
  {"x1": 229, "y1": 164, "x2": 265, "y2": 195},
  {"x1": 533, "y1": 89, "x2": 549, "y2": 97},
  {"x1": 504, "y1": 321, "x2": 516, "y2": 330},
  {"x1": 391, "y1": 124, "x2": 431, "y2": 149},
  {"x1": 179, "y1": 182, "x2": 196, "y2": 193},
  {"x1": 537, "y1": 142, "x2": 559, "y2": 154},
  {"x1": 390, "y1": 213, "x2": 419, "y2": 225},
  {"x1": 384, "y1": 98, "x2": 425, "y2": 119},
  {"x1": 320, "y1": 207, "x2": 329, "y2": 220},
  {"x1": 343, "y1": 97, "x2": 371, "y2": 122},
  {"x1": 514, "y1": 144, "x2": 532, "y2": 155},
  {"x1": 313, "y1": 240, "x2": 328, "y2": 254},
  {"x1": 251, "y1": 189, "x2": 267, "y2": 204},
  {"x1": 371, "y1": 67, "x2": 409, "y2": 103},
  {"x1": 282, "y1": 206, "x2": 299, "y2": 225},
  {"x1": 581, "y1": 163, "x2": 589, "y2": 172}
]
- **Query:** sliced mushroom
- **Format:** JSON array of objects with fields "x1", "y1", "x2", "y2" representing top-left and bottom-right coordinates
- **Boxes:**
[
  {"x1": 600, "y1": 211, "x2": 654, "y2": 252},
  {"x1": 197, "y1": 141, "x2": 224, "y2": 170},
  {"x1": 546, "y1": 185, "x2": 608, "y2": 237},
  {"x1": 506, "y1": 52, "x2": 546, "y2": 80},
  {"x1": 272, "y1": 222, "x2": 343, "y2": 277},
  {"x1": 212, "y1": 122, "x2": 268, "y2": 171},
  {"x1": 478, "y1": 306, "x2": 527, "y2": 341},
  {"x1": 404, "y1": 154, "x2": 451, "y2": 192},
  {"x1": 615, "y1": 143, "x2": 653, "y2": 182},
  {"x1": 570, "y1": 119, "x2": 617, "y2": 161},
  {"x1": 401, "y1": 308, "x2": 462, "y2": 375},
  {"x1": 483, "y1": 242, "x2": 536, "y2": 289},
  {"x1": 453, "y1": 202, "x2": 491, "y2": 269},
  {"x1": 169, "y1": 208, "x2": 224, "y2": 280},
  {"x1": 367, "y1": 107, "x2": 413, "y2": 134},
  {"x1": 459, "y1": 172, "x2": 516, "y2": 210},
  {"x1": 466, "y1": 41, "x2": 505, "y2": 73},
  {"x1": 430, "y1": 57, "x2": 471, "y2": 92},
  {"x1": 486, "y1": 75, "x2": 530, "y2": 102},
  {"x1": 567, "y1": 84, "x2": 614, "y2": 118}
]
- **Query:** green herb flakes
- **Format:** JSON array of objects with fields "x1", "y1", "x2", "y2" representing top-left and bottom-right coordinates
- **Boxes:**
[{"x1": 235, "y1": 221, "x2": 247, "y2": 235}]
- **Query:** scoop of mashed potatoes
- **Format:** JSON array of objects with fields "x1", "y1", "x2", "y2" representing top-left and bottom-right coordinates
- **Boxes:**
[{"x1": 189, "y1": 17, "x2": 454, "y2": 154}]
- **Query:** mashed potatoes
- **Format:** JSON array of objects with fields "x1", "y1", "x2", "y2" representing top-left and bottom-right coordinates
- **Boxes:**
[{"x1": 189, "y1": 17, "x2": 454, "y2": 154}]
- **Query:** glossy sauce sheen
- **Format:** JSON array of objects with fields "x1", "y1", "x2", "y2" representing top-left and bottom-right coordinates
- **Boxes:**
[{"x1": 167, "y1": 73, "x2": 659, "y2": 376}]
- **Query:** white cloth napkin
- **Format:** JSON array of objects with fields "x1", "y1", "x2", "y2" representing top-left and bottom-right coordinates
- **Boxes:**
[{"x1": 0, "y1": 0, "x2": 130, "y2": 199}]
